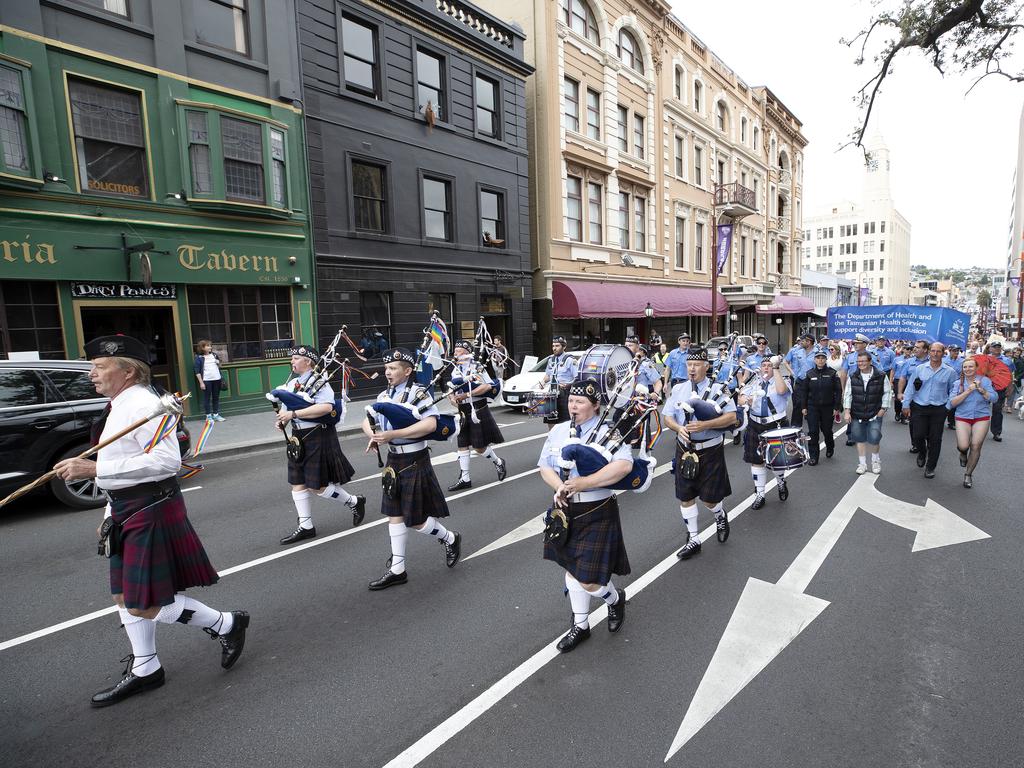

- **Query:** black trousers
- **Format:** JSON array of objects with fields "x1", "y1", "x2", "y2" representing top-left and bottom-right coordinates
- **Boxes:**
[
  {"x1": 805, "y1": 405, "x2": 834, "y2": 460},
  {"x1": 991, "y1": 389, "x2": 1007, "y2": 436},
  {"x1": 910, "y1": 404, "x2": 947, "y2": 470},
  {"x1": 790, "y1": 405, "x2": 804, "y2": 430}
]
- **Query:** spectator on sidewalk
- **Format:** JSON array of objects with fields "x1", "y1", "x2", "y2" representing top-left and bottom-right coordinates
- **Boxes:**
[{"x1": 193, "y1": 340, "x2": 226, "y2": 422}]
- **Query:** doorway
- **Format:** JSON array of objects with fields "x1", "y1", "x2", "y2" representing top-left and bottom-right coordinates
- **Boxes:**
[{"x1": 80, "y1": 306, "x2": 179, "y2": 393}]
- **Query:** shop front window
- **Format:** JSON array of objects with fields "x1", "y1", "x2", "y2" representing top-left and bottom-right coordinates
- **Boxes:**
[
  {"x1": 187, "y1": 285, "x2": 292, "y2": 361},
  {"x1": 69, "y1": 78, "x2": 149, "y2": 198},
  {"x1": 0, "y1": 281, "x2": 64, "y2": 360}
]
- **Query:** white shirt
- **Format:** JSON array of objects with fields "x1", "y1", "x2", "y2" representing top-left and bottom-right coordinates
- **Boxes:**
[
  {"x1": 537, "y1": 415, "x2": 632, "y2": 501},
  {"x1": 95, "y1": 385, "x2": 181, "y2": 490},
  {"x1": 201, "y1": 354, "x2": 221, "y2": 381},
  {"x1": 374, "y1": 380, "x2": 439, "y2": 444},
  {"x1": 286, "y1": 371, "x2": 337, "y2": 429}
]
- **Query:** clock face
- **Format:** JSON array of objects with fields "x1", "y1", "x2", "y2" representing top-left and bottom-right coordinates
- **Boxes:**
[{"x1": 867, "y1": 157, "x2": 879, "y2": 171}]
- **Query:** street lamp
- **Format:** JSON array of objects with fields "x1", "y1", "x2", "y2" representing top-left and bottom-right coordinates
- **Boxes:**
[
  {"x1": 644, "y1": 302, "x2": 654, "y2": 319},
  {"x1": 774, "y1": 316, "x2": 783, "y2": 354}
]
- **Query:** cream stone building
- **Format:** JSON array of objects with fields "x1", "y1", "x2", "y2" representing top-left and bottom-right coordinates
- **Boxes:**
[{"x1": 474, "y1": 0, "x2": 809, "y2": 349}]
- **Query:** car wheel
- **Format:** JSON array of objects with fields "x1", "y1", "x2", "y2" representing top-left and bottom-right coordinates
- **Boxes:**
[{"x1": 49, "y1": 445, "x2": 106, "y2": 510}]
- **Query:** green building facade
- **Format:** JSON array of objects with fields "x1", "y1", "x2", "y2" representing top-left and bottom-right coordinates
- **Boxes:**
[{"x1": 0, "y1": 2, "x2": 314, "y2": 416}]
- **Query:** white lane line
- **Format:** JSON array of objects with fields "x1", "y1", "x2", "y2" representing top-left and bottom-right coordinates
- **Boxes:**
[
  {"x1": 182, "y1": 486, "x2": 202, "y2": 493},
  {"x1": 381, "y1": 428, "x2": 847, "y2": 768},
  {"x1": 496, "y1": 420, "x2": 526, "y2": 427}
]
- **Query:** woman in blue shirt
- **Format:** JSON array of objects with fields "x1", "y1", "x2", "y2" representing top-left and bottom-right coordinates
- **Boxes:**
[{"x1": 947, "y1": 356, "x2": 996, "y2": 488}]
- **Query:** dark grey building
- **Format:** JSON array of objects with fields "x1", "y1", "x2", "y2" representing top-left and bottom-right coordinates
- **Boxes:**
[{"x1": 297, "y1": 0, "x2": 533, "y2": 373}]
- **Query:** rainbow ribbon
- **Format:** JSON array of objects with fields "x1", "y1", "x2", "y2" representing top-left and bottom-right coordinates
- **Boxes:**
[
  {"x1": 144, "y1": 413, "x2": 179, "y2": 454},
  {"x1": 429, "y1": 317, "x2": 450, "y2": 352},
  {"x1": 192, "y1": 417, "x2": 215, "y2": 457},
  {"x1": 179, "y1": 462, "x2": 204, "y2": 479}
]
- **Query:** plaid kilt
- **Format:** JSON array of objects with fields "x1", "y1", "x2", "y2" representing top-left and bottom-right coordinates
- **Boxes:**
[
  {"x1": 381, "y1": 448, "x2": 450, "y2": 527},
  {"x1": 287, "y1": 425, "x2": 355, "y2": 488},
  {"x1": 543, "y1": 496, "x2": 630, "y2": 584},
  {"x1": 743, "y1": 417, "x2": 790, "y2": 464},
  {"x1": 543, "y1": 387, "x2": 570, "y2": 425},
  {"x1": 675, "y1": 440, "x2": 732, "y2": 504},
  {"x1": 109, "y1": 487, "x2": 218, "y2": 610},
  {"x1": 457, "y1": 402, "x2": 505, "y2": 449}
]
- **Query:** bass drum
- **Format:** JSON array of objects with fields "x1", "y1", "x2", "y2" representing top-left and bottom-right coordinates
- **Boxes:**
[{"x1": 575, "y1": 344, "x2": 635, "y2": 406}]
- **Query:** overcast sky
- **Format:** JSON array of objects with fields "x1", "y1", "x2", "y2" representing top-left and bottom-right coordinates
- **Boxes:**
[{"x1": 669, "y1": 0, "x2": 1023, "y2": 271}]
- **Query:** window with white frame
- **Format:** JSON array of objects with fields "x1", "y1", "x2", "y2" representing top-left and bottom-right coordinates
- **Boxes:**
[
  {"x1": 632, "y1": 113, "x2": 644, "y2": 159},
  {"x1": 675, "y1": 217, "x2": 685, "y2": 269},
  {"x1": 587, "y1": 181, "x2": 602, "y2": 244},
  {"x1": 740, "y1": 116, "x2": 747, "y2": 143},
  {"x1": 585, "y1": 88, "x2": 600, "y2": 140},
  {"x1": 693, "y1": 145, "x2": 703, "y2": 187},
  {"x1": 673, "y1": 66, "x2": 683, "y2": 100},
  {"x1": 740, "y1": 234, "x2": 748, "y2": 276},
  {"x1": 674, "y1": 135, "x2": 684, "y2": 177},
  {"x1": 563, "y1": 77, "x2": 579, "y2": 133},
  {"x1": 616, "y1": 104, "x2": 628, "y2": 152},
  {"x1": 693, "y1": 80, "x2": 702, "y2": 113},
  {"x1": 716, "y1": 101, "x2": 727, "y2": 133},
  {"x1": 694, "y1": 221, "x2": 704, "y2": 271},
  {"x1": 617, "y1": 29, "x2": 643, "y2": 74},
  {"x1": 561, "y1": 0, "x2": 598, "y2": 44},
  {"x1": 565, "y1": 175, "x2": 582, "y2": 241},
  {"x1": 752, "y1": 238, "x2": 758, "y2": 277},
  {"x1": 617, "y1": 192, "x2": 629, "y2": 248},
  {"x1": 633, "y1": 195, "x2": 646, "y2": 252}
]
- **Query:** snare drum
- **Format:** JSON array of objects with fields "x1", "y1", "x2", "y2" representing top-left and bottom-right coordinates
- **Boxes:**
[
  {"x1": 759, "y1": 426, "x2": 809, "y2": 470},
  {"x1": 527, "y1": 392, "x2": 558, "y2": 418},
  {"x1": 576, "y1": 344, "x2": 635, "y2": 405}
]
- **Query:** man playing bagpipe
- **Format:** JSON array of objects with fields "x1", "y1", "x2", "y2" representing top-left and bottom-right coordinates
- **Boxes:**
[
  {"x1": 447, "y1": 339, "x2": 508, "y2": 491},
  {"x1": 620, "y1": 336, "x2": 664, "y2": 447},
  {"x1": 538, "y1": 379, "x2": 641, "y2": 654},
  {"x1": 662, "y1": 345, "x2": 739, "y2": 560},
  {"x1": 539, "y1": 336, "x2": 577, "y2": 429},
  {"x1": 737, "y1": 355, "x2": 793, "y2": 510},
  {"x1": 275, "y1": 345, "x2": 365, "y2": 545},
  {"x1": 363, "y1": 348, "x2": 462, "y2": 590}
]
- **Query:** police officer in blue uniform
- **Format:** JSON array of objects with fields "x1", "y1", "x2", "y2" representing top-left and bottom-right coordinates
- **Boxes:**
[
  {"x1": 902, "y1": 342, "x2": 957, "y2": 478},
  {"x1": 785, "y1": 334, "x2": 815, "y2": 428},
  {"x1": 663, "y1": 333, "x2": 692, "y2": 387},
  {"x1": 540, "y1": 336, "x2": 578, "y2": 429}
]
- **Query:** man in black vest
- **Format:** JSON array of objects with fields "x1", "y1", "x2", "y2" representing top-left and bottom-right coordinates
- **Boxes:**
[
  {"x1": 842, "y1": 350, "x2": 892, "y2": 474},
  {"x1": 795, "y1": 349, "x2": 842, "y2": 465}
]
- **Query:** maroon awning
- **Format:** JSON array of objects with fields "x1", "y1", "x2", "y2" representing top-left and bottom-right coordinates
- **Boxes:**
[
  {"x1": 755, "y1": 295, "x2": 816, "y2": 314},
  {"x1": 552, "y1": 280, "x2": 726, "y2": 319}
]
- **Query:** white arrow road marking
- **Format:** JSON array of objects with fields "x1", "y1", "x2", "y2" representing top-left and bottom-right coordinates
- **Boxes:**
[
  {"x1": 464, "y1": 462, "x2": 673, "y2": 561},
  {"x1": 665, "y1": 473, "x2": 989, "y2": 761}
]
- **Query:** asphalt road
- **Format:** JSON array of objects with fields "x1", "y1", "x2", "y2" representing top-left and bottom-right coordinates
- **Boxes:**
[{"x1": 1, "y1": 408, "x2": 1021, "y2": 768}]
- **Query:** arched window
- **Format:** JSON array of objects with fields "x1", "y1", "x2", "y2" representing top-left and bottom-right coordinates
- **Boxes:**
[
  {"x1": 778, "y1": 149, "x2": 789, "y2": 170},
  {"x1": 716, "y1": 101, "x2": 727, "y2": 133},
  {"x1": 753, "y1": 125, "x2": 759, "y2": 150},
  {"x1": 562, "y1": 0, "x2": 598, "y2": 44},
  {"x1": 673, "y1": 66, "x2": 683, "y2": 100},
  {"x1": 740, "y1": 116, "x2": 747, "y2": 143},
  {"x1": 693, "y1": 80, "x2": 702, "y2": 113},
  {"x1": 617, "y1": 29, "x2": 643, "y2": 74}
]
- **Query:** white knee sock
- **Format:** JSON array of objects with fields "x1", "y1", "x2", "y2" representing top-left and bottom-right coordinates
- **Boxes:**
[
  {"x1": 417, "y1": 516, "x2": 454, "y2": 545},
  {"x1": 481, "y1": 446, "x2": 500, "y2": 463},
  {"x1": 292, "y1": 489, "x2": 314, "y2": 529},
  {"x1": 680, "y1": 504, "x2": 700, "y2": 536},
  {"x1": 388, "y1": 522, "x2": 408, "y2": 574},
  {"x1": 710, "y1": 501, "x2": 725, "y2": 520},
  {"x1": 458, "y1": 451, "x2": 471, "y2": 480},
  {"x1": 564, "y1": 572, "x2": 591, "y2": 628},
  {"x1": 319, "y1": 483, "x2": 355, "y2": 507},
  {"x1": 119, "y1": 608, "x2": 160, "y2": 676},
  {"x1": 153, "y1": 595, "x2": 233, "y2": 635},
  {"x1": 586, "y1": 581, "x2": 620, "y2": 606},
  {"x1": 752, "y1": 466, "x2": 767, "y2": 494},
  {"x1": 858, "y1": 455, "x2": 867, "y2": 467},
  {"x1": 773, "y1": 469, "x2": 787, "y2": 483}
]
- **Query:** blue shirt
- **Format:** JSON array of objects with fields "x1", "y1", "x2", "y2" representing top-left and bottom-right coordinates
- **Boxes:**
[
  {"x1": 947, "y1": 375, "x2": 996, "y2": 418},
  {"x1": 373, "y1": 380, "x2": 439, "y2": 442},
  {"x1": 663, "y1": 378, "x2": 737, "y2": 442},
  {"x1": 904, "y1": 362, "x2": 957, "y2": 407},
  {"x1": 746, "y1": 351, "x2": 769, "y2": 370},
  {"x1": 944, "y1": 355, "x2": 964, "y2": 374},
  {"x1": 845, "y1": 347, "x2": 878, "y2": 377},
  {"x1": 714, "y1": 356, "x2": 742, "y2": 388},
  {"x1": 872, "y1": 345, "x2": 895, "y2": 373},
  {"x1": 544, "y1": 353, "x2": 577, "y2": 385},
  {"x1": 743, "y1": 374, "x2": 792, "y2": 419},
  {"x1": 665, "y1": 347, "x2": 690, "y2": 382},
  {"x1": 537, "y1": 414, "x2": 632, "y2": 499},
  {"x1": 785, "y1": 346, "x2": 814, "y2": 379},
  {"x1": 897, "y1": 355, "x2": 927, "y2": 382},
  {"x1": 636, "y1": 358, "x2": 662, "y2": 388}
]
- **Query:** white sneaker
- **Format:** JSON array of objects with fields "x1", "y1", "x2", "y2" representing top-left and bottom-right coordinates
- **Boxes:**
[
  {"x1": 856, "y1": 464, "x2": 867, "y2": 475},
  {"x1": 871, "y1": 459, "x2": 881, "y2": 474}
]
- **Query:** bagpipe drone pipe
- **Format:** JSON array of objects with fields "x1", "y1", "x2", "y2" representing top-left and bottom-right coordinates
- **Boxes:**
[
  {"x1": 557, "y1": 437, "x2": 656, "y2": 493},
  {"x1": 678, "y1": 382, "x2": 743, "y2": 436},
  {"x1": 364, "y1": 400, "x2": 459, "y2": 442}
]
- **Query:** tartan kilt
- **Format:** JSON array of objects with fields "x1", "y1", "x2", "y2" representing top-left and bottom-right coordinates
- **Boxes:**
[
  {"x1": 675, "y1": 440, "x2": 732, "y2": 504},
  {"x1": 287, "y1": 425, "x2": 355, "y2": 488},
  {"x1": 543, "y1": 496, "x2": 630, "y2": 584},
  {"x1": 457, "y1": 402, "x2": 505, "y2": 449},
  {"x1": 543, "y1": 387, "x2": 570, "y2": 425},
  {"x1": 743, "y1": 417, "x2": 790, "y2": 464},
  {"x1": 109, "y1": 488, "x2": 219, "y2": 610},
  {"x1": 380, "y1": 448, "x2": 450, "y2": 527}
]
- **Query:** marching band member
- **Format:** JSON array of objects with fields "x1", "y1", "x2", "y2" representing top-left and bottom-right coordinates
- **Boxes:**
[
  {"x1": 363, "y1": 348, "x2": 461, "y2": 590},
  {"x1": 538, "y1": 379, "x2": 631, "y2": 653},
  {"x1": 447, "y1": 339, "x2": 507, "y2": 491},
  {"x1": 737, "y1": 356, "x2": 793, "y2": 509},
  {"x1": 539, "y1": 336, "x2": 577, "y2": 429},
  {"x1": 54, "y1": 335, "x2": 249, "y2": 707},
  {"x1": 276, "y1": 345, "x2": 365, "y2": 545},
  {"x1": 662, "y1": 346, "x2": 738, "y2": 560},
  {"x1": 621, "y1": 338, "x2": 663, "y2": 448}
]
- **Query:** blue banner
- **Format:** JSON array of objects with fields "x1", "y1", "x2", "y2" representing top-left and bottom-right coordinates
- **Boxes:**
[
  {"x1": 827, "y1": 305, "x2": 970, "y2": 347},
  {"x1": 716, "y1": 224, "x2": 732, "y2": 275}
]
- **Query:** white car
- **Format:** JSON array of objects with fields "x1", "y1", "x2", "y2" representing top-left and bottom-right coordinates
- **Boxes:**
[{"x1": 498, "y1": 351, "x2": 585, "y2": 410}]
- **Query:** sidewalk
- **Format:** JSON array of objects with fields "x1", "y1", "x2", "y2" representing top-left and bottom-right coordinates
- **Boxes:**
[{"x1": 186, "y1": 397, "x2": 461, "y2": 460}]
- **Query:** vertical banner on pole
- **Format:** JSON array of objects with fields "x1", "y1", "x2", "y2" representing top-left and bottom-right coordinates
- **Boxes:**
[
  {"x1": 859, "y1": 286, "x2": 870, "y2": 304},
  {"x1": 716, "y1": 224, "x2": 733, "y2": 275}
]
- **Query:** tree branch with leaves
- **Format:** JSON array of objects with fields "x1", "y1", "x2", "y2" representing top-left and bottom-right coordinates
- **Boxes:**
[{"x1": 841, "y1": 0, "x2": 1024, "y2": 153}]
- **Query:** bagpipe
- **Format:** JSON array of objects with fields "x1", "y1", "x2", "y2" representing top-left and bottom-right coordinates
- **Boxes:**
[
  {"x1": 445, "y1": 316, "x2": 504, "y2": 426},
  {"x1": 266, "y1": 328, "x2": 348, "y2": 425},
  {"x1": 676, "y1": 380, "x2": 743, "y2": 438},
  {"x1": 363, "y1": 398, "x2": 459, "y2": 445}
]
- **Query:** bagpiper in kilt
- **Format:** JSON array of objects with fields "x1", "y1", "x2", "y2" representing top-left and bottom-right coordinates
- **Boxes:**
[
  {"x1": 538, "y1": 378, "x2": 631, "y2": 654},
  {"x1": 363, "y1": 348, "x2": 462, "y2": 591},
  {"x1": 277, "y1": 345, "x2": 366, "y2": 546},
  {"x1": 738, "y1": 356, "x2": 794, "y2": 510},
  {"x1": 53, "y1": 335, "x2": 249, "y2": 709},
  {"x1": 661, "y1": 345, "x2": 738, "y2": 561},
  {"x1": 447, "y1": 340, "x2": 507, "y2": 492}
]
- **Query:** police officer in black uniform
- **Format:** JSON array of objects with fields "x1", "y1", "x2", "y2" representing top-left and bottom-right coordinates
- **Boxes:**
[{"x1": 794, "y1": 348, "x2": 842, "y2": 465}]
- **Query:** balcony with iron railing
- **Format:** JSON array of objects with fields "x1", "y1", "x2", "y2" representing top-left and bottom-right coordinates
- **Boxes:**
[{"x1": 714, "y1": 182, "x2": 757, "y2": 219}]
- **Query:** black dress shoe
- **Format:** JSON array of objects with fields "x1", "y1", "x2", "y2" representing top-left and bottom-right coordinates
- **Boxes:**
[
  {"x1": 447, "y1": 477, "x2": 472, "y2": 492},
  {"x1": 556, "y1": 624, "x2": 591, "y2": 653},
  {"x1": 777, "y1": 479, "x2": 789, "y2": 502},
  {"x1": 924, "y1": 469, "x2": 936, "y2": 478},
  {"x1": 825, "y1": 447, "x2": 834, "y2": 459},
  {"x1": 495, "y1": 457, "x2": 507, "y2": 482},
  {"x1": 807, "y1": 457, "x2": 819, "y2": 466},
  {"x1": 676, "y1": 538, "x2": 702, "y2": 560},
  {"x1": 351, "y1": 495, "x2": 366, "y2": 527},
  {"x1": 715, "y1": 511, "x2": 729, "y2": 543},
  {"x1": 369, "y1": 569, "x2": 408, "y2": 590},
  {"x1": 916, "y1": 455, "x2": 926, "y2": 468},
  {"x1": 204, "y1": 611, "x2": 250, "y2": 669},
  {"x1": 845, "y1": 439, "x2": 854, "y2": 446},
  {"x1": 993, "y1": 435, "x2": 1002, "y2": 442},
  {"x1": 732, "y1": 433, "x2": 742, "y2": 445},
  {"x1": 91, "y1": 661, "x2": 165, "y2": 708},
  {"x1": 607, "y1": 589, "x2": 626, "y2": 633},
  {"x1": 751, "y1": 493, "x2": 766, "y2": 510},
  {"x1": 443, "y1": 532, "x2": 462, "y2": 568},
  {"x1": 279, "y1": 525, "x2": 316, "y2": 545}
]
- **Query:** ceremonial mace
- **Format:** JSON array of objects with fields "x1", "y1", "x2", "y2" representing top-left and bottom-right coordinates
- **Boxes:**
[{"x1": 0, "y1": 392, "x2": 189, "y2": 508}]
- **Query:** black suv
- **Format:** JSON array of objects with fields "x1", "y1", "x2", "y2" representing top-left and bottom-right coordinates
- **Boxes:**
[{"x1": 0, "y1": 360, "x2": 191, "y2": 509}]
